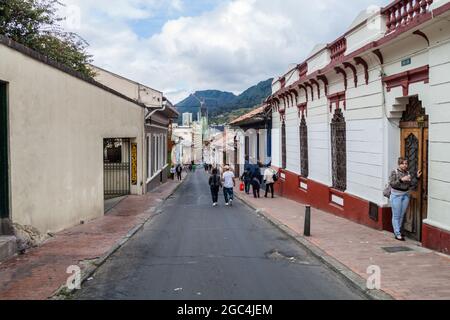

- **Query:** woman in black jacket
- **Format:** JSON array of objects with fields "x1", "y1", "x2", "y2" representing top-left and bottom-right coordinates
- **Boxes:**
[{"x1": 209, "y1": 169, "x2": 222, "y2": 207}]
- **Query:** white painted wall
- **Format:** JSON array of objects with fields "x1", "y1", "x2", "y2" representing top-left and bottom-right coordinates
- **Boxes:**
[
  {"x1": 271, "y1": 112, "x2": 281, "y2": 168},
  {"x1": 92, "y1": 65, "x2": 162, "y2": 108},
  {"x1": 285, "y1": 106, "x2": 300, "y2": 174},
  {"x1": 425, "y1": 24, "x2": 450, "y2": 232},
  {"x1": 0, "y1": 44, "x2": 145, "y2": 234}
]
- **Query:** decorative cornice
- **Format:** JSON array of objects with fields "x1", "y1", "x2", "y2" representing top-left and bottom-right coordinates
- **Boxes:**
[
  {"x1": 327, "y1": 91, "x2": 346, "y2": 113},
  {"x1": 298, "y1": 84, "x2": 309, "y2": 102},
  {"x1": 297, "y1": 102, "x2": 308, "y2": 118},
  {"x1": 317, "y1": 75, "x2": 329, "y2": 96},
  {"x1": 373, "y1": 49, "x2": 384, "y2": 65},
  {"x1": 310, "y1": 79, "x2": 321, "y2": 99},
  {"x1": 382, "y1": 65, "x2": 429, "y2": 96},
  {"x1": 305, "y1": 83, "x2": 314, "y2": 101},
  {"x1": 343, "y1": 62, "x2": 358, "y2": 88},
  {"x1": 335, "y1": 67, "x2": 348, "y2": 90},
  {"x1": 354, "y1": 57, "x2": 369, "y2": 85},
  {"x1": 412, "y1": 30, "x2": 430, "y2": 46}
]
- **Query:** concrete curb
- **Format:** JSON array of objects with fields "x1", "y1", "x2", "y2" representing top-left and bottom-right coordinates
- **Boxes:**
[
  {"x1": 235, "y1": 192, "x2": 394, "y2": 301},
  {"x1": 50, "y1": 177, "x2": 188, "y2": 300}
]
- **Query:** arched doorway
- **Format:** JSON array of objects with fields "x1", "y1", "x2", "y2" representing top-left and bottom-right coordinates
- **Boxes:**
[{"x1": 400, "y1": 96, "x2": 429, "y2": 241}]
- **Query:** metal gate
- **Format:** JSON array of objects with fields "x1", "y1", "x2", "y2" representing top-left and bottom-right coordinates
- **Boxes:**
[
  {"x1": 0, "y1": 83, "x2": 8, "y2": 221},
  {"x1": 104, "y1": 138, "x2": 131, "y2": 200}
]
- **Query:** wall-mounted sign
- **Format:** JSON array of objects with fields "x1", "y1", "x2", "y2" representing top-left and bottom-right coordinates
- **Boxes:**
[
  {"x1": 401, "y1": 58, "x2": 411, "y2": 67},
  {"x1": 131, "y1": 143, "x2": 137, "y2": 185}
]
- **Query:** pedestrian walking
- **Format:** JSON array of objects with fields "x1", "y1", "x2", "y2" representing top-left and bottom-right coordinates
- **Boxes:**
[
  {"x1": 251, "y1": 177, "x2": 261, "y2": 198},
  {"x1": 176, "y1": 164, "x2": 183, "y2": 181},
  {"x1": 240, "y1": 169, "x2": 252, "y2": 194},
  {"x1": 386, "y1": 157, "x2": 422, "y2": 241},
  {"x1": 170, "y1": 165, "x2": 176, "y2": 180},
  {"x1": 264, "y1": 166, "x2": 277, "y2": 198},
  {"x1": 222, "y1": 165, "x2": 236, "y2": 206},
  {"x1": 209, "y1": 168, "x2": 222, "y2": 207}
]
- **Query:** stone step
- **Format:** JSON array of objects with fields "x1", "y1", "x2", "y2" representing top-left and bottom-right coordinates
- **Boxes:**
[{"x1": 0, "y1": 236, "x2": 17, "y2": 263}]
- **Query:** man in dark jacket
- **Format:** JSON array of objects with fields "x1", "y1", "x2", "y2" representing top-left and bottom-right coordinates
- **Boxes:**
[
  {"x1": 208, "y1": 169, "x2": 222, "y2": 207},
  {"x1": 240, "y1": 169, "x2": 252, "y2": 194},
  {"x1": 176, "y1": 164, "x2": 183, "y2": 181}
]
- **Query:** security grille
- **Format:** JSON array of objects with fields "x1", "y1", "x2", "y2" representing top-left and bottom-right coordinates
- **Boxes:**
[
  {"x1": 299, "y1": 115, "x2": 309, "y2": 178},
  {"x1": 104, "y1": 138, "x2": 131, "y2": 200},
  {"x1": 331, "y1": 108, "x2": 347, "y2": 191}
]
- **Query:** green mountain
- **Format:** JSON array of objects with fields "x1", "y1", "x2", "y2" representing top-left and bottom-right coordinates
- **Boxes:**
[{"x1": 175, "y1": 78, "x2": 273, "y2": 124}]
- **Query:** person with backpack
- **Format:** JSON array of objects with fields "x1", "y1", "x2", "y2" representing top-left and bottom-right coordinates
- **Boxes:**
[
  {"x1": 264, "y1": 166, "x2": 278, "y2": 198},
  {"x1": 240, "y1": 169, "x2": 252, "y2": 194},
  {"x1": 209, "y1": 168, "x2": 222, "y2": 207}
]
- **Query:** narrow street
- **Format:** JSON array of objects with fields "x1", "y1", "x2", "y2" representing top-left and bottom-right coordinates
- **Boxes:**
[{"x1": 74, "y1": 171, "x2": 364, "y2": 300}]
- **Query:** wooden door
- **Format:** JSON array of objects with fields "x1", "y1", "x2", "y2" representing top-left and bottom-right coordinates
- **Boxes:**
[{"x1": 400, "y1": 125, "x2": 428, "y2": 241}]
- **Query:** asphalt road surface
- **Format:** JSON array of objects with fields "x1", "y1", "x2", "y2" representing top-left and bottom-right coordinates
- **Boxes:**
[{"x1": 74, "y1": 170, "x2": 364, "y2": 300}]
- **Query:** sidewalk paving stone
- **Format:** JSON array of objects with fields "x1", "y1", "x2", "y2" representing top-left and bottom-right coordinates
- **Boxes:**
[
  {"x1": 235, "y1": 188, "x2": 450, "y2": 300},
  {"x1": 0, "y1": 178, "x2": 185, "y2": 300}
]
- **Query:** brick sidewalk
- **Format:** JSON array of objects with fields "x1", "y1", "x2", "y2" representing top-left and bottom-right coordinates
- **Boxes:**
[
  {"x1": 235, "y1": 189, "x2": 450, "y2": 300},
  {"x1": 0, "y1": 178, "x2": 185, "y2": 300}
]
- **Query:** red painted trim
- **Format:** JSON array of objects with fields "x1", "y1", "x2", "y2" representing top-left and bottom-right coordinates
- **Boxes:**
[
  {"x1": 298, "y1": 176, "x2": 308, "y2": 193},
  {"x1": 354, "y1": 57, "x2": 369, "y2": 85},
  {"x1": 317, "y1": 75, "x2": 329, "y2": 96},
  {"x1": 272, "y1": 1, "x2": 450, "y2": 99},
  {"x1": 298, "y1": 63, "x2": 308, "y2": 79},
  {"x1": 310, "y1": 79, "x2": 321, "y2": 99},
  {"x1": 297, "y1": 102, "x2": 308, "y2": 118},
  {"x1": 423, "y1": 223, "x2": 450, "y2": 255},
  {"x1": 305, "y1": 83, "x2": 314, "y2": 101},
  {"x1": 298, "y1": 84, "x2": 309, "y2": 102},
  {"x1": 334, "y1": 66, "x2": 348, "y2": 90},
  {"x1": 274, "y1": 170, "x2": 392, "y2": 231},
  {"x1": 382, "y1": 65, "x2": 429, "y2": 96},
  {"x1": 343, "y1": 62, "x2": 358, "y2": 88},
  {"x1": 327, "y1": 91, "x2": 346, "y2": 112},
  {"x1": 328, "y1": 36, "x2": 347, "y2": 62},
  {"x1": 412, "y1": 30, "x2": 430, "y2": 46}
]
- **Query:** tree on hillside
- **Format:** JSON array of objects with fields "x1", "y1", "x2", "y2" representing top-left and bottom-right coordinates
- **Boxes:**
[{"x1": 0, "y1": 0, "x2": 95, "y2": 77}]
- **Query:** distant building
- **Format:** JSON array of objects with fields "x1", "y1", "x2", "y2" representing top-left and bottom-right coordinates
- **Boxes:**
[
  {"x1": 91, "y1": 65, "x2": 179, "y2": 193},
  {"x1": 182, "y1": 113, "x2": 193, "y2": 127}
]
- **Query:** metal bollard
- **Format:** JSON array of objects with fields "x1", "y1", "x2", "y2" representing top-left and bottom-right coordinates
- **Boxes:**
[{"x1": 304, "y1": 206, "x2": 311, "y2": 237}]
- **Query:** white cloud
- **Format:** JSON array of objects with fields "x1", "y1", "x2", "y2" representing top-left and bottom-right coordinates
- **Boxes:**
[{"x1": 61, "y1": 0, "x2": 389, "y2": 103}]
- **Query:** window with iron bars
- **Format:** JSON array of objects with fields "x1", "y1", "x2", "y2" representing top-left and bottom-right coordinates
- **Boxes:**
[{"x1": 299, "y1": 115, "x2": 309, "y2": 178}]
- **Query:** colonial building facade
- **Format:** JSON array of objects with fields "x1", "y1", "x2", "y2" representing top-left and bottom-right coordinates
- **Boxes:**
[
  {"x1": 0, "y1": 36, "x2": 147, "y2": 237},
  {"x1": 92, "y1": 66, "x2": 179, "y2": 192},
  {"x1": 229, "y1": 105, "x2": 272, "y2": 176},
  {"x1": 268, "y1": 0, "x2": 450, "y2": 254}
]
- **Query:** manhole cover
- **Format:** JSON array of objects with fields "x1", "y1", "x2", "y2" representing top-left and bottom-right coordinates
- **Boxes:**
[{"x1": 382, "y1": 246, "x2": 414, "y2": 253}]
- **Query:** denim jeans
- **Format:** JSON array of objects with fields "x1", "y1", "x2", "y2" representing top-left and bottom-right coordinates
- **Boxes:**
[
  {"x1": 390, "y1": 193, "x2": 410, "y2": 237},
  {"x1": 223, "y1": 187, "x2": 234, "y2": 203}
]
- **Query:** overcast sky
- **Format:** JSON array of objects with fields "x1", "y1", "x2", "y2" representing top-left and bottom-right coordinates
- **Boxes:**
[{"x1": 60, "y1": 0, "x2": 389, "y2": 103}]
